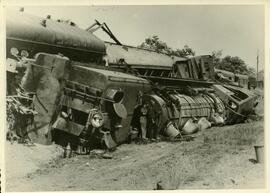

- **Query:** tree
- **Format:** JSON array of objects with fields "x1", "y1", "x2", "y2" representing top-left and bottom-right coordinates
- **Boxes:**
[
  {"x1": 173, "y1": 45, "x2": 195, "y2": 57},
  {"x1": 138, "y1": 35, "x2": 169, "y2": 53},
  {"x1": 247, "y1": 67, "x2": 256, "y2": 77},
  {"x1": 138, "y1": 35, "x2": 195, "y2": 57},
  {"x1": 212, "y1": 50, "x2": 223, "y2": 66},
  {"x1": 219, "y1": 56, "x2": 248, "y2": 74},
  {"x1": 212, "y1": 50, "x2": 250, "y2": 75}
]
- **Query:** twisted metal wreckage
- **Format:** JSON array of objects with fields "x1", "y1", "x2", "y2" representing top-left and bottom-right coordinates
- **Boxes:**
[{"x1": 6, "y1": 10, "x2": 258, "y2": 153}]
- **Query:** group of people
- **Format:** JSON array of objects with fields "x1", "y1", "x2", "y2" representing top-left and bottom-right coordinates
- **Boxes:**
[{"x1": 130, "y1": 97, "x2": 159, "y2": 141}]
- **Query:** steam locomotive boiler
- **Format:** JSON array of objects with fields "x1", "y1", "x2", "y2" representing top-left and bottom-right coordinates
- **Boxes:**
[{"x1": 6, "y1": 10, "x2": 257, "y2": 150}]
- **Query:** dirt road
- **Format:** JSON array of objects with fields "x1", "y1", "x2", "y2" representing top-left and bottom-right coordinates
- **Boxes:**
[{"x1": 6, "y1": 120, "x2": 264, "y2": 191}]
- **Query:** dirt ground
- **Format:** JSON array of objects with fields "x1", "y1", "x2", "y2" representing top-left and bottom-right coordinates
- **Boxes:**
[
  {"x1": 5, "y1": 119, "x2": 264, "y2": 191},
  {"x1": 5, "y1": 90, "x2": 265, "y2": 191}
]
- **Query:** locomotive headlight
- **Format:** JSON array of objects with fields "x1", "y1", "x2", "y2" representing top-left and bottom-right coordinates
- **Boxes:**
[
  {"x1": 90, "y1": 112, "x2": 104, "y2": 128},
  {"x1": 228, "y1": 101, "x2": 237, "y2": 110}
]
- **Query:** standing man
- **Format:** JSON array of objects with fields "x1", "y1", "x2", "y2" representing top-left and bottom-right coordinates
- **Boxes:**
[
  {"x1": 130, "y1": 91, "x2": 149, "y2": 140},
  {"x1": 147, "y1": 103, "x2": 159, "y2": 141},
  {"x1": 139, "y1": 103, "x2": 148, "y2": 140}
]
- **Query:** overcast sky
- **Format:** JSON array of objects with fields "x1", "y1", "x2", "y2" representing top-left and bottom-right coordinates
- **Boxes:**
[{"x1": 7, "y1": 5, "x2": 265, "y2": 70}]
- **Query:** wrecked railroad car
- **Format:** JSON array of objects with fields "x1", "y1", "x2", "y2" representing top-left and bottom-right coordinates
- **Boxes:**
[
  {"x1": 102, "y1": 43, "x2": 257, "y2": 125},
  {"x1": 214, "y1": 68, "x2": 250, "y2": 89},
  {"x1": 6, "y1": 10, "x2": 258, "y2": 150},
  {"x1": 19, "y1": 53, "x2": 151, "y2": 147},
  {"x1": 14, "y1": 53, "x2": 226, "y2": 148}
]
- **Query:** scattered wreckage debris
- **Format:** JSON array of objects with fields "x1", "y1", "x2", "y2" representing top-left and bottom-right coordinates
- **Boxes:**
[
  {"x1": 88, "y1": 149, "x2": 114, "y2": 159},
  {"x1": 6, "y1": 93, "x2": 37, "y2": 144}
]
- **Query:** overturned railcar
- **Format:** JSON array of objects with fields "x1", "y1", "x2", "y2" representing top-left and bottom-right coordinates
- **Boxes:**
[{"x1": 6, "y1": 10, "x2": 258, "y2": 150}]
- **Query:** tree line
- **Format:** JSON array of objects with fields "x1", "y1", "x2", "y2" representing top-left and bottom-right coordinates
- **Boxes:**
[{"x1": 138, "y1": 35, "x2": 255, "y2": 76}]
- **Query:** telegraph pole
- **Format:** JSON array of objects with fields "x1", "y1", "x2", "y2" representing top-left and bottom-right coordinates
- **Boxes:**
[{"x1": 257, "y1": 49, "x2": 259, "y2": 81}]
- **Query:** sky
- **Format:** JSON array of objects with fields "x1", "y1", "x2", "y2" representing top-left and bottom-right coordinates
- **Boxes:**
[{"x1": 7, "y1": 5, "x2": 265, "y2": 71}]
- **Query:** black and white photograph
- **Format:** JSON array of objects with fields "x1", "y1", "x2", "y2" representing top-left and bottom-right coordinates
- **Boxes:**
[{"x1": 1, "y1": 1, "x2": 268, "y2": 192}]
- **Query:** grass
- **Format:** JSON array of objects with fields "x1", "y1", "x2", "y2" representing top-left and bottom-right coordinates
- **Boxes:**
[{"x1": 203, "y1": 121, "x2": 264, "y2": 146}]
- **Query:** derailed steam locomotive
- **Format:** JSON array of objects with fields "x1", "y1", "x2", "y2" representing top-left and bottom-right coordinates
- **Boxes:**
[{"x1": 6, "y1": 10, "x2": 258, "y2": 151}]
